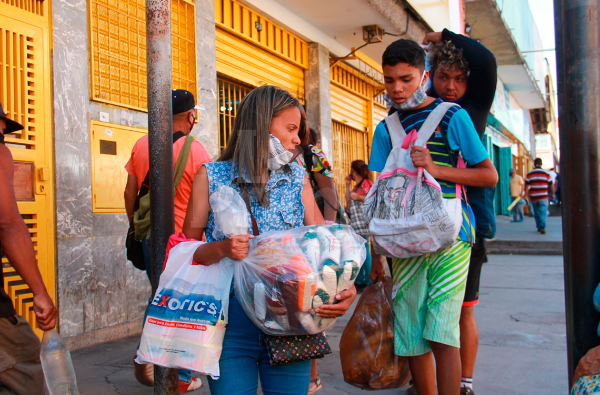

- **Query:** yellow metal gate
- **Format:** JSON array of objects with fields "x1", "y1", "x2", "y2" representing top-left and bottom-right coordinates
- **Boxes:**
[
  {"x1": 0, "y1": 1, "x2": 54, "y2": 337},
  {"x1": 332, "y1": 121, "x2": 369, "y2": 199}
]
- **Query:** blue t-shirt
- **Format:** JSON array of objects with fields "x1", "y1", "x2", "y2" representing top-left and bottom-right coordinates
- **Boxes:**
[
  {"x1": 369, "y1": 99, "x2": 489, "y2": 172},
  {"x1": 368, "y1": 99, "x2": 489, "y2": 243}
]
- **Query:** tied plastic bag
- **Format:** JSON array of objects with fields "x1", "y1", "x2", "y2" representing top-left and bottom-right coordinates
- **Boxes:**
[
  {"x1": 340, "y1": 277, "x2": 410, "y2": 390},
  {"x1": 136, "y1": 236, "x2": 234, "y2": 379},
  {"x1": 234, "y1": 224, "x2": 366, "y2": 336},
  {"x1": 210, "y1": 185, "x2": 250, "y2": 239}
]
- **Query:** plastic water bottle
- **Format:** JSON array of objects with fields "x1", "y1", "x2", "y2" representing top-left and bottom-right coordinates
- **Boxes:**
[{"x1": 40, "y1": 329, "x2": 80, "y2": 395}]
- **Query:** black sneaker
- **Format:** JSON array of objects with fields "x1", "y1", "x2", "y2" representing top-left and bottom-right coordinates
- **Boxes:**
[
  {"x1": 461, "y1": 387, "x2": 475, "y2": 395},
  {"x1": 540, "y1": 227, "x2": 546, "y2": 234}
]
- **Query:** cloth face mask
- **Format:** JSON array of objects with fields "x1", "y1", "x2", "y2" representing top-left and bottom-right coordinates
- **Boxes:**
[
  {"x1": 268, "y1": 134, "x2": 293, "y2": 171},
  {"x1": 384, "y1": 71, "x2": 428, "y2": 111}
]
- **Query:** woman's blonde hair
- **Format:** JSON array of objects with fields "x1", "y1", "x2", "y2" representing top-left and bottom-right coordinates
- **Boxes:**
[{"x1": 219, "y1": 85, "x2": 307, "y2": 206}]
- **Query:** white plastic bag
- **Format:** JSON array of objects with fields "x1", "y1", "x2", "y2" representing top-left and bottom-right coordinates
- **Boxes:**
[
  {"x1": 136, "y1": 240, "x2": 234, "y2": 379},
  {"x1": 235, "y1": 224, "x2": 366, "y2": 336},
  {"x1": 210, "y1": 185, "x2": 250, "y2": 239}
]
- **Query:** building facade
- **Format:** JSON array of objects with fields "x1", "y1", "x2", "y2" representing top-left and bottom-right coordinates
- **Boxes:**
[
  {"x1": 465, "y1": 0, "x2": 547, "y2": 215},
  {"x1": 1, "y1": 0, "x2": 431, "y2": 346},
  {"x1": 2, "y1": 0, "x2": 553, "y2": 345}
]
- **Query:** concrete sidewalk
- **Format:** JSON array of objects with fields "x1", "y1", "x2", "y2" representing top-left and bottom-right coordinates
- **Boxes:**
[
  {"x1": 72, "y1": 252, "x2": 568, "y2": 394},
  {"x1": 494, "y1": 214, "x2": 563, "y2": 242}
]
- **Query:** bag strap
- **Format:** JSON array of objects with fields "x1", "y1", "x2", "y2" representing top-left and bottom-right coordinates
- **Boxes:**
[
  {"x1": 414, "y1": 102, "x2": 459, "y2": 147},
  {"x1": 384, "y1": 112, "x2": 406, "y2": 148},
  {"x1": 137, "y1": 131, "x2": 188, "y2": 200},
  {"x1": 174, "y1": 135, "x2": 195, "y2": 191},
  {"x1": 238, "y1": 182, "x2": 260, "y2": 236}
]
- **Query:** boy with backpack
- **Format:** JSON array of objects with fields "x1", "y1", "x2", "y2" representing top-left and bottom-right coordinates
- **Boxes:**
[{"x1": 368, "y1": 39, "x2": 498, "y2": 395}]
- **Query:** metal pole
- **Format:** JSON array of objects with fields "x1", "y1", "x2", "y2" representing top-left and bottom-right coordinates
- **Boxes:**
[
  {"x1": 555, "y1": 0, "x2": 600, "y2": 387},
  {"x1": 146, "y1": 0, "x2": 178, "y2": 393}
]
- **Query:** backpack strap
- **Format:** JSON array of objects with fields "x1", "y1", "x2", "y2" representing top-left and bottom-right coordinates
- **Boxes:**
[
  {"x1": 384, "y1": 112, "x2": 406, "y2": 148},
  {"x1": 414, "y1": 102, "x2": 460, "y2": 147}
]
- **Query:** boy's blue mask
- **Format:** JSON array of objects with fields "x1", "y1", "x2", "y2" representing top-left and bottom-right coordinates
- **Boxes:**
[{"x1": 384, "y1": 71, "x2": 428, "y2": 111}]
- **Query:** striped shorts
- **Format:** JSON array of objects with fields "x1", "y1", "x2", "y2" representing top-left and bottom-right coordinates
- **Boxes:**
[{"x1": 391, "y1": 241, "x2": 471, "y2": 356}]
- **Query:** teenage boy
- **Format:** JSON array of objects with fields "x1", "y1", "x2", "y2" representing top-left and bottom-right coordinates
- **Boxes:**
[
  {"x1": 422, "y1": 30, "x2": 498, "y2": 395},
  {"x1": 369, "y1": 39, "x2": 498, "y2": 395}
]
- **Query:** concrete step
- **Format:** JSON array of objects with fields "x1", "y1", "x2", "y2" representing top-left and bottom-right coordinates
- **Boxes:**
[{"x1": 486, "y1": 239, "x2": 563, "y2": 256}]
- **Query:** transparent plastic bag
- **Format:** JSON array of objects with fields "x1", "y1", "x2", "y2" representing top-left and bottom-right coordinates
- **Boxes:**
[
  {"x1": 210, "y1": 185, "x2": 250, "y2": 239},
  {"x1": 234, "y1": 224, "x2": 366, "y2": 336},
  {"x1": 340, "y1": 277, "x2": 410, "y2": 390}
]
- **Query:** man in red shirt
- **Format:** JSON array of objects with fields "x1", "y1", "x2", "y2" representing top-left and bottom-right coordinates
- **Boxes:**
[
  {"x1": 124, "y1": 90, "x2": 211, "y2": 392},
  {"x1": 525, "y1": 158, "x2": 554, "y2": 234}
]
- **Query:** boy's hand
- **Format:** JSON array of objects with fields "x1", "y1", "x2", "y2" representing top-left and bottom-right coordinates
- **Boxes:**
[
  {"x1": 370, "y1": 254, "x2": 386, "y2": 282},
  {"x1": 411, "y1": 146, "x2": 438, "y2": 177},
  {"x1": 422, "y1": 32, "x2": 443, "y2": 45}
]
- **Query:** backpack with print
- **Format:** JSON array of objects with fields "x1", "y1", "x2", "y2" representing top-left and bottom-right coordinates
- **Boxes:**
[{"x1": 363, "y1": 102, "x2": 468, "y2": 258}]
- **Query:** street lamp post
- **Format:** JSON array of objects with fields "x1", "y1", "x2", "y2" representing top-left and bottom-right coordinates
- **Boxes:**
[
  {"x1": 146, "y1": 0, "x2": 178, "y2": 393},
  {"x1": 555, "y1": 0, "x2": 600, "y2": 387}
]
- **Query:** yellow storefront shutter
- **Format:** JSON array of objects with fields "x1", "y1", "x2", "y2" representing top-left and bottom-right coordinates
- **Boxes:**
[
  {"x1": 215, "y1": 0, "x2": 307, "y2": 102},
  {"x1": 0, "y1": 1, "x2": 55, "y2": 338},
  {"x1": 89, "y1": 0, "x2": 198, "y2": 111}
]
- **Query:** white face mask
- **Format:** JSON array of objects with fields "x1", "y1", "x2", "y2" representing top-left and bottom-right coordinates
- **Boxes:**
[
  {"x1": 268, "y1": 134, "x2": 293, "y2": 171},
  {"x1": 384, "y1": 71, "x2": 428, "y2": 111}
]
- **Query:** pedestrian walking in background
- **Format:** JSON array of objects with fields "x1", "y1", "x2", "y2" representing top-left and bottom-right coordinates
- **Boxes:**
[
  {"x1": 422, "y1": 28, "x2": 498, "y2": 395},
  {"x1": 295, "y1": 127, "x2": 340, "y2": 224},
  {"x1": 369, "y1": 39, "x2": 498, "y2": 395},
  {"x1": 124, "y1": 89, "x2": 210, "y2": 392},
  {"x1": 0, "y1": 103, "x2": 58, "y2": 395},
  {"x1": 182, "y1": 85, "x2": 357, "y2": 395},
  {"x1": 509, "y1": 168, "x2": 525, "y2": 222},
  {"x1": 345, "y1": 160, "x2": 373, "y2": 289},
  {"x1": 525, "y1": 158, "x2": 554, "y2": 235}
]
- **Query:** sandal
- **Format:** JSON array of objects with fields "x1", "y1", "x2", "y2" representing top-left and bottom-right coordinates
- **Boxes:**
[
  {"x1": 308, "y1": 376, "x2": 322, "y2": 394},
  {"x1": 133, "y1": 359, "x2": 154, "y2": 387}
]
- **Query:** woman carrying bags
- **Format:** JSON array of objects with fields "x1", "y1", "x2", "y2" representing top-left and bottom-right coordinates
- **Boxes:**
[
  {"x1": 182, "y1": 85, "x2": 357, "y2": 395},
  {"x1": 345, "y1": 160, "x2": 374, "y2": 289}
]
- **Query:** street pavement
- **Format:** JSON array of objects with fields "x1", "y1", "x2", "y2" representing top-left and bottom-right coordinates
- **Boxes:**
[{"x1": 72, "y1": 215, "x2": 568, "y2": 394}]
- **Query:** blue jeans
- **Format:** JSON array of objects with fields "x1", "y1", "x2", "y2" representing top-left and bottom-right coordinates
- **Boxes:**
[
  {"x1": 532, "y1": 199, "x2": 549, "y2": 230},
  {"x1": 140, "y1": 236, "x2": 192, "y2": 383},
  {"x1": 511, "y1": 197, "x2": 524, "y2": 222},
  {"x1": 207, "y1": 295, "x2": 311, "y2": 395}
]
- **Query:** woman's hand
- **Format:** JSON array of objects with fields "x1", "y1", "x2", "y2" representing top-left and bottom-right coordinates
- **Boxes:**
[
  {"x1": 345, "y1": 175, "x2": 352, "y2": 186},
  {"x1": 315, "y1": 286, "x2": 357, "y2": 318},
  {"x1": 350, "y1": 192, "x2": 362, "y2": 201},
  {"x1": 223, "y1": 233, "x2": 254, "y2": 260}
]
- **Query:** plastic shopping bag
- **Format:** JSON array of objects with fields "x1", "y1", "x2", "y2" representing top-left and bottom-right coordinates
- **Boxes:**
[
  {"x1": 234, "y1": 224, "x2": 366, "y2": 336},
  {"x1": 136, "y1": 237, "x2": 234, "y2": 379},
  {"x1": 340, "y1": 277, "x2": 410, "y2": 389}
]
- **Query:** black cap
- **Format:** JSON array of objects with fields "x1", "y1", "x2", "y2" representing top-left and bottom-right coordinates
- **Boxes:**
[
  {"x1": 0, "y1": 102, "x2": 24, "y2": 134},
  {"x1": 172, "y1": 89, "x2": 201, "y2": 115}
]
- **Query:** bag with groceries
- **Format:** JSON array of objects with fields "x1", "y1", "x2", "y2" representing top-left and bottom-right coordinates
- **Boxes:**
[
  {"x1": 235, "y1": 223, "x2": 367, "y2": 335},
  {"x1": 340, "y1": 277, "x2": 410, "y2": 390},
  {"x1": 207, "y1": 185, "x2": 367, "y2": 336}
]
